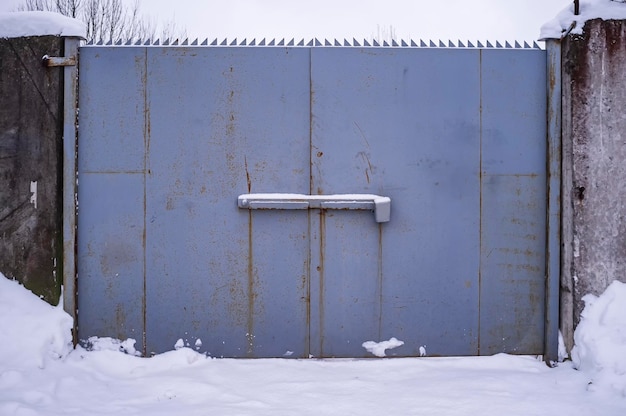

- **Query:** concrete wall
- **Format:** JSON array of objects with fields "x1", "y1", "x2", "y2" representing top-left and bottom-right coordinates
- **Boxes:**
[
  {"x1": 562, "y1": 18, "x2": 626, "y2": 349},
  {"x1": 0, "y1": 36, "x2": 65, "y2": 305}
]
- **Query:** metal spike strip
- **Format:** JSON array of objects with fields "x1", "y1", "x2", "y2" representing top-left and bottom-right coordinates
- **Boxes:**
[{"x1": 84, "y1": 37, "x2": 543, "y2": 49}]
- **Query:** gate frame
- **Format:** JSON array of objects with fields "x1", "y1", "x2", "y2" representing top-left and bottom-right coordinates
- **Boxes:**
[
  {"x1": 545, "y1": 39, "x2": 562, "y2": 365},
  {"x1": 62, "y1": 37, "x2": 80, "y2": 343},
  {"x1": 62, "y1": 40, "x2": 562, "y2": 361}
]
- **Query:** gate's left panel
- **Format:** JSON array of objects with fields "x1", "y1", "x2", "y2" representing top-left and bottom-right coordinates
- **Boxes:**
[
  {"x1": 77, "y1": 48, "x2": 148, "y2": 348},
  {"x1": 78, "y1": 46, "x2": 311, "y2": 357}
]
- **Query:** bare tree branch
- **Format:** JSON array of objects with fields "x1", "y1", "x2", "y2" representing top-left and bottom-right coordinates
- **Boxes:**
[{"x1": 16, "y1": 0, "x2": 183, "y2": 43}]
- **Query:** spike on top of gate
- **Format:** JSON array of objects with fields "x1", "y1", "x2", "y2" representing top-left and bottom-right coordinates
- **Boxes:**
[{"x1": 86, "y1": 38, "x2": 542, "y2": 49}]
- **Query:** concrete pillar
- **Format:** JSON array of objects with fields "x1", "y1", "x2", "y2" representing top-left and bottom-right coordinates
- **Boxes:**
[
  {"x1": 0, "y1": 36, "x2": 65, "y2": 305},
  {"x1": 561, "y1": 18, "x2": 626, "y2": 349}
]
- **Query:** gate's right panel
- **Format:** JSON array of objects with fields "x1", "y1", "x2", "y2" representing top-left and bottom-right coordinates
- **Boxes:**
[
  {"x1": 311, "y1": 46, "x2": 547, "y2": 357},
  {"x1": 479, "y1": 49, "x2": 547, "y2": 354},
  {"x1": 311, "y1": 48, "x2": 482, "y2": 357}
]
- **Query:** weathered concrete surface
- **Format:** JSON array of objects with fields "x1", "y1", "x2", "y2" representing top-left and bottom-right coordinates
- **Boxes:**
[
  {"x1": 562, "y1": 19, "x2": 626, "y2": 331},
  {"x1": 0, "y1": 36, "x2": 64, "y2": 305}
]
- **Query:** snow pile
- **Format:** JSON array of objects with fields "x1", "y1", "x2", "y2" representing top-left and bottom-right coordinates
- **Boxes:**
[
  {"x1": 362, "y1": 337, "x2": 404, "y2": 357},
  {"x1": 0, "y1": 275, "x2": 73, "y2": 369},
  {"x1": 2, "y1": 275, "x2": 626, "y2": 414},
  {"x1": 82, "y1": 336, "x2": 142, "y2": 356},
  {"x1": 572, "y1": 280, "x2": 626, "y2": 396},
  {"x1": 540, "y1": 0, "x2": 626, "y2": 39},
  {"x1": 0, "y1": 11, "x2": 85, "y2": 39}
]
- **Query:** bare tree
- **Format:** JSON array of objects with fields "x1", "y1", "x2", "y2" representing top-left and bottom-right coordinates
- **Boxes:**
[
  {"x1": 18, "y1": 0, "x2": 80, "y2": 18},
  {"x1": 55, "y1": 0, "x2": 81, "y2": 18},
  {"x1": 17, "y1": 0, "x2": 185, "y2": 43},
  {"x1": 370, "y1": 25, "x2": 398, "y2": 44}
]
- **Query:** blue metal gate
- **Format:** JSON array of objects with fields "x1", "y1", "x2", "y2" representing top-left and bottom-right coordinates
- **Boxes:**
[{"x1": 75, "y1": 41, "x2": 553, "y2": 358}]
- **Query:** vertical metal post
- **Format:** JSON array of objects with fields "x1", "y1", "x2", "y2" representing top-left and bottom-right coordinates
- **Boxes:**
[
  {"x1": 62, "y1": 37, "x2": 80, "y2": 342},
  {"x1": 545, "y1": 39, "x2": 562, "y2": 365},
  {"x1": 574, "y1": 0, "x2": 580, "y2": 15}
]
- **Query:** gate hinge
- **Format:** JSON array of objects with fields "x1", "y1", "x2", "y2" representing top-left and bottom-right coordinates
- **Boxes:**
[{"x1": 42, "y1": 54, "x2": 76, "y2": 67}]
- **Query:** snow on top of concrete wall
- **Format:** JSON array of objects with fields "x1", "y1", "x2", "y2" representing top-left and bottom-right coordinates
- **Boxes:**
[
  {"x1": 0, "y1": 11, "x2": 85, "y2": 39},
  {"x1": 541, "y1": 0, "x2": 626, "y2": 40}
]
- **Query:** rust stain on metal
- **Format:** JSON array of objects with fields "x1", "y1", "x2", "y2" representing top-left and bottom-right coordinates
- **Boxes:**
[
  {"x1": 377, "y1": 224, "x2": 383, "y2": 337},
  {"x1": 305, "y1": 211, "x2": 312, "y2": 357},
  {"x1": 244, "y1": 156, "x2": 252, "y2": 193},
  {"x1": 318, "y1": 209, "x2": 326, "y2": 356},
  {"x1": 357, "y1": 152, "x2": 374, "y2": 184},
  {"x1": 353, "y1": 121, "x2": 370, "y2": 148},
  {"x1": 247, "y1": 210, "x2": 255, "y2": 356},
  {"x1": 141, "y1": 47, "x2": 149, "y2": 356},
  {"x1": 115, "y1": 303, "x2": 126, "y2": 340}
]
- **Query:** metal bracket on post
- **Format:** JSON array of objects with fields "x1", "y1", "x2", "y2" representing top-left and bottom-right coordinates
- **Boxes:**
[
  {"x1": 238, "y1": 193, "x2": 392, "y2": 223},
  {"x1": 42, "y1": 54, "x2": 77, "y2": 67}
]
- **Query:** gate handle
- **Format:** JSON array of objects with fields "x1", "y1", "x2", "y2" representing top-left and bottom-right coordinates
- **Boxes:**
[{"x1": 238, "y1": 193, "x2": 391, "y2": 223}]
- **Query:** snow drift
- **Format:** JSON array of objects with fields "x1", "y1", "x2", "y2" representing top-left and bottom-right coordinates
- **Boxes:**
[
  {"x1": 572, "y1": 281, "x2": 626, "y2": 396},
  {"x1": 0, "y1": 277, "x2": 73, "y2": 369},
  {"x1": 1, "y1": 273, "x2": 626, "y2": 415}
]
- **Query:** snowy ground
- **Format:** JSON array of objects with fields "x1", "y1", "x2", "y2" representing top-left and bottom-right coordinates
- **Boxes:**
[{"x1": 1, "y1": 275, "x2": 625, "y2": 415}]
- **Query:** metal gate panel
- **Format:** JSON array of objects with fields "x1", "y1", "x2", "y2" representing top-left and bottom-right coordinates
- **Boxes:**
[
  {"x1": 77, "y1": 47, "x2": 148, "y2": 344},
  {"x1": 76, "y1": 44, "x2": 551, "y2": 358},
  {"x1": 310, "y1": 48, "x2": 481, "y2": 357},
  {"x1": 143, "y1": 47, "x2": 311, "y2": 357},
  {"x1": 479, "y1": 49, "x2": 547, "y2": 354},
  {"x1": 308, "y1": 210, "x2": 384, "y2": 357},
  {"x1": 78, "y1": 47, "x2": 312, "y2": 356}
]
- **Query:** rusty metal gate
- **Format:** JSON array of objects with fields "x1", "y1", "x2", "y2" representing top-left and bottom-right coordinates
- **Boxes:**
[{"x1": 74, "y1": 40, "x2": 557, "y2": 358}]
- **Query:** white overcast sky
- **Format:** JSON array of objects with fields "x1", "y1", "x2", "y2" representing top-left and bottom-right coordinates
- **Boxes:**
[{"x1": 1, "y1": 0, "x2": 571, "y2": 42}]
